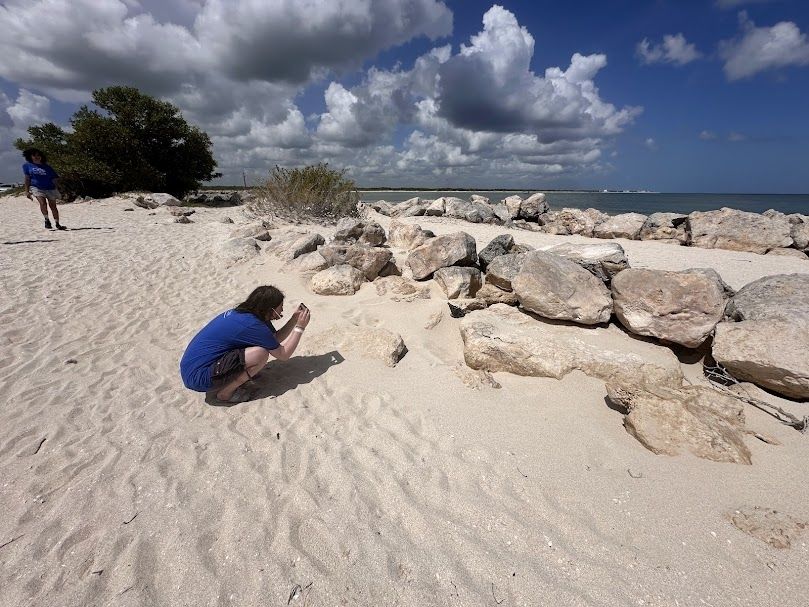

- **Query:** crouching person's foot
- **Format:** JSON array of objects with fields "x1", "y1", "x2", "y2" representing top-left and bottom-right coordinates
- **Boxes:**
[{"x1": 213, "y1": 386, "x2": 253, "y2": 404}]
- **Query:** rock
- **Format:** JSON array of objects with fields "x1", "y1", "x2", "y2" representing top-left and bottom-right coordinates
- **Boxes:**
[
  {"x1": 452, "y1": 364, "x2": 501, "y2": 390},
  {"x1": 424, "y1": 310, "x2": 443, "y2": 329},
  {"x1": 685, "y1": 267, "x2": 736, "y2": 299},
  {"x1": 434, "y1": 267, "x2": 483, "y2": 299},
  {"x1": 728, "y1": 507, "x2": 807, "y2": 549},
  {"x1": 397, "y1": 197, "x2": 429, "y2": 217},
  {"x1": 687, "y1": 208, "x2": 793, "y2": 254},
  {"x1": 310, "y1": 264, "x2": 365, "y2": 296},
  {"x1": 219, "y1": 237, "x2": 260, "y2": 264},
  {"x1": 317, "y1": 243, "x2": 348, "y2": 267},
  {"x1": 424, "y1": 197, "x2": 446, "y2": 216},
  {"x1": 304, "y1": 325, "x2": 407, "y2": 367},
  {"x1": 367, "y1": 200, "x2": 395, "y2": 216},
  {"x1": 407, "y1": 232, "x2": 478, "y2": 280},
  {"x1": 513, "y1": 251, "x2": 613, "y2": 325},
  {"x1": 725, "y1": 274, "x2": 809, "y2": 324},
  {"x1": 712, "y1": 321, "x2": 809, "y2": 399},
  {"x1": 478, "y1": 234, "x2": 515, "y2": 271},
  {"x1": 334, "y1": 218, "x2": 386, "y2": 246},
  {"x1": 611, "y1": 268, "x2": 727, "y2": 347},
  {"x1": 145, "y1": 192, "x2": 182, "y2": 207},
  {"x1": 593, "y1": 213, "x2": 647, "y2": 240},
  {"x1": 791, "y1": 221, "x2": 809, "y2": 250},
  {"x1": 470, "y1": 194, "x2": 490, "y2": 204},
  {"x1": 174, "y1": 215, "x2": 192, "y2": 224},
  {"x1": 377, "y1": 259, "x2": 401, "y2": 277},
  {"x1": 460, "y1": 304, "x2": 683, "y2": 387},
  {"x1": 387, "y1": 220, "x2": 431, "y2": 250},
  {"x1": 374, "y1": 276, "x2": 430, "y2": 300},
  {"x1": 220, "y1": 216, "x2": 234, "y2": 224},
  {"x1": 284, "y1": 251, "x2": 330, "y2": 273},
  {"x1": 344, "y1": 245, "x2": 393, "y2": 281},
  {"x1": 639, "y1": 213, "x2": 688, "y2": 243},
  {"x1": 541, "y1": 208, "x2": 608, "y2": 237},
  {"x1": 476, "y1": 283, "x2": 519, "y2": 306},
  {"x1": 286, "y1": 233, "x2": 325, "y2": 260},
  {"x1": 605, "y1": 383, "x2": 751, "y2": 464},
  {"x1": 544, "y1": 242, "x2": 629, "y2": 283},
  {"x1": 167, "y1": 207, "x2": 195, "y2": 217},
  {"x1": 766, "y1": 248, "x2": 809, "y2": 259},
  {"x1": 134, "y1": 196, "x2": 159, "y2": 210},
  {"x1": 489, "y1": 203, "x2": 512, "y2": 224},
  {"x1": 448, "y1": 298, "x2": 488, "y2": 317},
  {"x1": 444, "y1": 197, "x2": 498, "y2": 224},
  {"x1": 485, "y1": 253, "x2": 526, "y2": 291},
  {"x1": 185, "y1": 191, "x2": 241, "y2": 206},
  {"x1": 503, "y1": 195, "x2": 522, "y2": 219},
  {"x1": 519, "y1": 192, "x2": 549, "y2": 221},
  {"x1": 230, "y1": 223, "x2": 271, "y2": 241}
]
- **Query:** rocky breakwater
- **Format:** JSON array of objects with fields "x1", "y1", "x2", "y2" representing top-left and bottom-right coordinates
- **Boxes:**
[{"x1": 364, "y1": 194, "x2": 809, "y2": 258}]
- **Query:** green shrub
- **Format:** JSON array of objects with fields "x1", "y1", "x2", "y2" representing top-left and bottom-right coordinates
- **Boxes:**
[{"x1": 252, "y1": 163, "x2": 360, "y2": 220}]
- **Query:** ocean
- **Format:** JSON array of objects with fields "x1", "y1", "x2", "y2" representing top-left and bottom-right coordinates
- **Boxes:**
[{"x1": 360, "y1": 190, "x2": 809, "y2": 216}]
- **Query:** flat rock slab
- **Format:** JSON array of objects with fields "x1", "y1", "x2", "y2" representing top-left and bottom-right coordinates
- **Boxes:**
[
  {"x1": 712, "y1": 320, "x2": 809, "y2": 400},
  {"x1": 374, "y1": 276, "x2": 431, "y2": 300},
  {"x1": 687, "y1": 207, "x2": 792, "y2": 254},
  {"x1": 304, "y1": 325, "x2": 407, "y2": 367},
  {"x1": 611, "y1": 268, "x2": 727, "y2": 348},
  {"x1": 230, "y1": 223, "x2": 272, "y2": 241},
  {"x1": 606, "y1": 383, "x2": 751, "y2": 464},
  {"x1": 593, "y1": 213, "x2": 647, "y2": 240},
  {"x1": 513, "y1": 251, "x2": 613, "y2": 325},
  {"x1": 728, "y1": 506, "x2": 807, "y2": 549},
  {"x1": 460, "y1": 304, "x2": 683, "y2": 388},
  {"x1": 544, "y1": 242, "x2": 629, "y2": 283}
]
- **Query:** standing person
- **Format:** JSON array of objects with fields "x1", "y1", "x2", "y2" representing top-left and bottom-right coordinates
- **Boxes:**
[
  {"x1": 180, "y1": 285, "x2": 311, "y2": 403},
  {"x1": 22, "y1": 148, "x2": 66, "y2": 230}
]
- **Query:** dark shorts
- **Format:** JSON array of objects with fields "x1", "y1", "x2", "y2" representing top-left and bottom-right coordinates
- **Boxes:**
[{"x1": 209, "y1": 349, "x2": 246, "y2": 389}]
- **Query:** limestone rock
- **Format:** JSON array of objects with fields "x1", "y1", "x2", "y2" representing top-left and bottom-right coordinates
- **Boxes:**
[
  {"x1": 503, "y1": 195, "x2": 522, "y2": 219},
  {"x1": 513, "y1": 251, "x2": 613, "y2": 325},
  {"x1": 173, "y1": 215, "x2": 192, "y2": 224},
  {"x1": 219, "y1": 237, "x2": 260, "y2": 265},
  {"x1": 766, "y1": 248, "x2": 809, "y2": 259},
  {"x1": 319, "y1": 244, "x2": 391, "y2": 281},
  {"x1": 484, "y1": 253, "x2": 526, "y2": 291},
  {"x1": 387, "y1": 220, "x2": 431, "y2": 250},
  {"x1": 545, "y1": 242, "x2": 629, "y2": 283},
  {"x1": 305, "y1": 325, "x2": 407, "y2": 367},
  {"x1": 144, "y1": 192, "x2": 182, "y2": 207},
  {"x1": 284, "y1": 251, "x2": 329, "y2": 273},
  {"x1": 396, "y1": 197, "x2": 429, "y2": 217},
  {"x1": 434, "y1": 267, "x2": 483, "y2": 299},
  {"x1": 593, "y1": 213, "x2": 647, "y2": 240},
  {"x1": 186, "y1": 191, "x2": 241, "y2": 206},
  {"x1": 334, "y1": 218, "x2": 386, "y2": 246},
  {"x1": 377, "y1": 259, "x2": 402, "y2": 277},
  {"x1": 729, "y1": 507, "x2": 807, "y2": 549},
  {"x1": 791, "y1": 221, "x2": 809, "y2": 250},
  {"x1": 424, "y1": 197, "x2": 446, "y2": 216},
  {"x1": 639, "y1": 213, "x2": 688, "y2": 243},
  {"x1": 687, "y1": 208, "x2": 792, "y2": 254},
  {"x1": 267, "y1": 231, "x2": 325, "y2": 260},
  {"x1": 460, "y1": 304, "x2": 683, "y2": 387},
  {"x1": 444, "y1": 197, "x2": 498, "y2": 224},
  {"x1": 725, "y1": 274, "x2": 809, "y2": 324},
  {"x1": 519, "y1": 192, "x2": 549, "y2": 221},
  {"x1": 310, "y1": 264, "x2": 365, "y2": 296},
  {"x1": 605, "y1": 383, "x2": 751, "y2": 464},
  {"x1": 374, "y1": 276, "x2": 430, "y2": 300},
  {"x1": 476, "y1": 283, "x2": 519, "y2": 306},
  {"x1": 541, "y1": 208, "x2": 608, "y2": 237},
  {"x1": 611, "y1": 268, "x2": 727, "y2": 347},
  {"x1": 712, "y1": 321, "x2": 809, "y2": 399},
  {"x1": 407, "y1": 232, "x2": 478, "y2": 280},
  {"x1": 470, "y1": 194, "x2": 490, "y2": 204},
  {"x1": 448, "y1": 298, "x2": 488, "y2": 317},
  {"x1": 230, "y1": 223, "x2": 271, "y2": 241},
  {"x1": 478, "y1": 234, "x2": 514, "y2": 271}
]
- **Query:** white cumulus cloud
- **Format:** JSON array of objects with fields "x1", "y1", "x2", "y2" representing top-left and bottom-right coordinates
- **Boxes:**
[{"x1": 637, "y1": 33, "x2": 702, "y2": 66}]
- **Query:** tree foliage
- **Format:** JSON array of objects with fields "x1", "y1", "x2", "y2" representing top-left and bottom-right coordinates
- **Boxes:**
[{"x1": 15, "y1": 86, "x2": 220, "y2": 199}]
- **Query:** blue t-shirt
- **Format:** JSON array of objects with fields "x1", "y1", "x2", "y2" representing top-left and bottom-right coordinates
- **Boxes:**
[
  {"x1": 180, "y1": 310, "x2": 280, "y2": 392},
  {"x1": 23, "y1": 162, "x2": 58, "y2": 190}
]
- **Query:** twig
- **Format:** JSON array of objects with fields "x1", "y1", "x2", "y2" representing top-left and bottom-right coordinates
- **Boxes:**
[
  {"x1": 516, "y1": 466, "x2": 528, "y2": 478},
  {"x1": 33, "y1": 437, "x2": 47, "y2": 454},
  {"x1": 123, "y1": 513, "x2": 138, "y2": 525},
  {"x1": 0, "y1": 534, "x2": 24, "y2": 550},
  {"x1": 704, "y1": 364, "x2": 808, "y2": 433},
  {"x1": 491, "y1": 582, "x2": 504, "y2": 605},
  {"x1": 627, "y1": 469, "x2": 643, "y2": 479}
]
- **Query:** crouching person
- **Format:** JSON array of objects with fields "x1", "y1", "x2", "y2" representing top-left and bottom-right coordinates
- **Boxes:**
[{"x1": 180, "y1": 285, "x2": 311, "y2": 403}]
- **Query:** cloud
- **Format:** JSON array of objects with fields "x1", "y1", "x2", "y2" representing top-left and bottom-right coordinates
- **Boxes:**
[
  {"x1": 728, "y1": 131, "x2": 747, "y2": 142},
  {"x1": 0, "y1": 89, "x2": 52, "y2": 181},
  {"x1": 699, "y1": 130, "x2": 718, "y2": 140},
  {"x1": 715, "y1": 0, "x2": 779, "y2": 8},
  {"x1": 644, "y1": 138, "x2": 658, "y2": 150},
  {"x1": 720, "y1": 12, "x2": 809, "y2": 80},
  {"x1": 637, "y1": 33, "x2": 701, "y2": 66}
]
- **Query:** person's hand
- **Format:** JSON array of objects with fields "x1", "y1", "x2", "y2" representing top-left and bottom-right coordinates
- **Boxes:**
[
  {"x1": 295, "y1": 304, "x2": 311, "y2": 329},
  {"x1": 25, "y1": 191, "x2": 32, "y2": 200}
]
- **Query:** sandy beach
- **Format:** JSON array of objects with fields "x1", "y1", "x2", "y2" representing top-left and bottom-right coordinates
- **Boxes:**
[{"x1": 1, "y1": 195, "x2": 808, "y2": 607}]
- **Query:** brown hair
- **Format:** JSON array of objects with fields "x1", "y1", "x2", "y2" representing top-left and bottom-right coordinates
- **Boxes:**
[{"x1": 234, "y1": 285, "x2": 284, "y2": 325}]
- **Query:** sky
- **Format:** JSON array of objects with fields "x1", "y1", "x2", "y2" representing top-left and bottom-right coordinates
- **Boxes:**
[{"x1": 1, "y1": 0, "x2": 808, "y2": 193}]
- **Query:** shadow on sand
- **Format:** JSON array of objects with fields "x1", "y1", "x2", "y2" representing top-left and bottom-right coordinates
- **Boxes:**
[
  {"x1": 2, "y1": 239, "x2": 59, "y2": 245},
  {"x1": 206, "y1": 350, "x2": 344, "y2": 407}
]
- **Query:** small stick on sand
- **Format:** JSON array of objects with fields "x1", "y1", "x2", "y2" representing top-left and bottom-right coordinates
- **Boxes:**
[
  {"x1": 491, "y1": 582, "x2": 504, "y2": 604},
  {"x1": 0, "y1": 534, "x2": 24, "y2": 551}
]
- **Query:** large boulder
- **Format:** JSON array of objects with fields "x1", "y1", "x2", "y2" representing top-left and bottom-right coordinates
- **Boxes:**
[
  {"x1": 687, "y1": 208, "x2": 793, "y2": 254},
  {"x1": 544, "y1": 242, "x2": 629, "y2": 283},
  {"x1": 444, "y1": 197, "x2": 498, "y2": 224},
  {"x1": 725, "y1": 274, "x2": 809, "y2": 324},
  {"x1": 333, "y1": 218, "x2": 386, "y2": 246},
  {"x1": 318, "y1": 244, "x2": 392, "y2": 281},
  {"x1": 593, "y1": 213, "x2": 647, "y2": 240},
  {"x1": 512, "y1": 251, "x2": 613, "y2": 325},
  {"x1": 611, "y1": 268, "x2": 727, "y2": 347},
  {"x1": 310, "y1": 265, "x2": 365, "y2": 295},
  {"x1": 478, "y1": 234, "x2": 514, "y2": 271},
  {"x1": 712, "y1": 321, "x2": 809, "y2": 399},
  {"x1": 605, "y1": 383, "x2": 750, "y2": 464},
  {"x1": 519, "y1": 192, "x2": 549, "y2": 221},
  {"x1": 791, "y1": 220, "x2": 809, "y2": 250},
  {"x1": 229, "y1": 223, "x2": 272, "y2": 241},
  {"x1": 185, "y1": 191, "x2": 241, "y2": 206},
  {"x1": 766, "y1": 248, "x2": 809, "y2": 259},
  {"x1": 143, "y1": 192, "x2": 182, "y2": 207},
  {"x1": 476, "y1": 283, "x2": 519, "y2": 306},
  {"x1": 541, "y1": 208, "x2": 608, "y2": 237},
  {"x1": 219, "y1": 237, "x2": 260, "y2": 265},
  {"x1": 407, "y1": 232, "x2": 478, "y2": 280},
  {"x1": 434, "y1": 267, "x2": 483, "y2": 299},
  {"x1": 639, "y1": 213, "x2": 688, "y2": 244},
  {"x1": 503, "y1": 195, "x2": 522, "y2": 219},
  {"x1": 374, "y1": 276, "x2": 431, "y2": 300},
  {"x1": 267, "y1": 232, "x2": 325, "y2": 260},
  {"x1": 485, "y1": 253, "x2": 527, "y2": 291},
  {"x1": 284, "y1": 251, "x2": 330, "y2": 273},
  {"x1": 424, "y1": 197, "x2": 446, "y2": 216},
  {"x1": 470, "y1": 194, "x2": 490, "y2": 204},
  {"x1": 460, "y1": 304, "x2": 683, "y2": 387},
  {"x1": 304, "y1": 325, "x2": 407, "y2": 367},
  {"x1": 387, "y1": 220, "x2": 431, "y2": 250}
]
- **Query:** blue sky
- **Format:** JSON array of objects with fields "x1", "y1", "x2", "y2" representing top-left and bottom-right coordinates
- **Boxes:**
[{"x1": 1, "y1": 0, "x2": 808, "y2": 192}]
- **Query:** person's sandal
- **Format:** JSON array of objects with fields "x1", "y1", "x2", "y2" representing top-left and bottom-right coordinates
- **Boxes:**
[
  {"x1": 44, "y1": 219, "x2": 53, "y2": 229},
  {"x1": 56, "y1": 223, "x2": 67, "y2": 230}
]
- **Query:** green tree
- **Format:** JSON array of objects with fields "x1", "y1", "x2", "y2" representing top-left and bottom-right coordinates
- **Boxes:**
[{"x1": 15, "y1": 86, "x2": 220, "y2": 199}]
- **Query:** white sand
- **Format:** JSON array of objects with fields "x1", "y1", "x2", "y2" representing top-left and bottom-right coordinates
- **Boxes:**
[{"x1": 1, "y1": 195, "x2": 808, "y2": 607}]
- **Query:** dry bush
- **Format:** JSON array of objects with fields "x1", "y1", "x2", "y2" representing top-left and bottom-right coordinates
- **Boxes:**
[{"x1": 250, "y1": 163, "x2": 360, "y2": 221}]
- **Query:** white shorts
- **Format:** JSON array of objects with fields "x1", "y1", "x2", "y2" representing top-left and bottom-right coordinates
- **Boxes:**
[{"x1": 30, "y1": 187, "x2": 61, "y2": 201}]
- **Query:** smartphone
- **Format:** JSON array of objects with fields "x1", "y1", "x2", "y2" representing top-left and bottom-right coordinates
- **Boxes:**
[{"x1": 299, "y1": 302, "x2": 308, "y2": 311}]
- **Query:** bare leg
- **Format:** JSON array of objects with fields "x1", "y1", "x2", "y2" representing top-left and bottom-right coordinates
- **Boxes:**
[
  {"x1": 47, "y1": 199, "x2": 60, "y2": 224},
  {"x1": 215, "y1": 347, "x2": 270, "y2": 401},
  {"x1": 35, "y1": 196, "x2": 49, "y2": 220}
]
